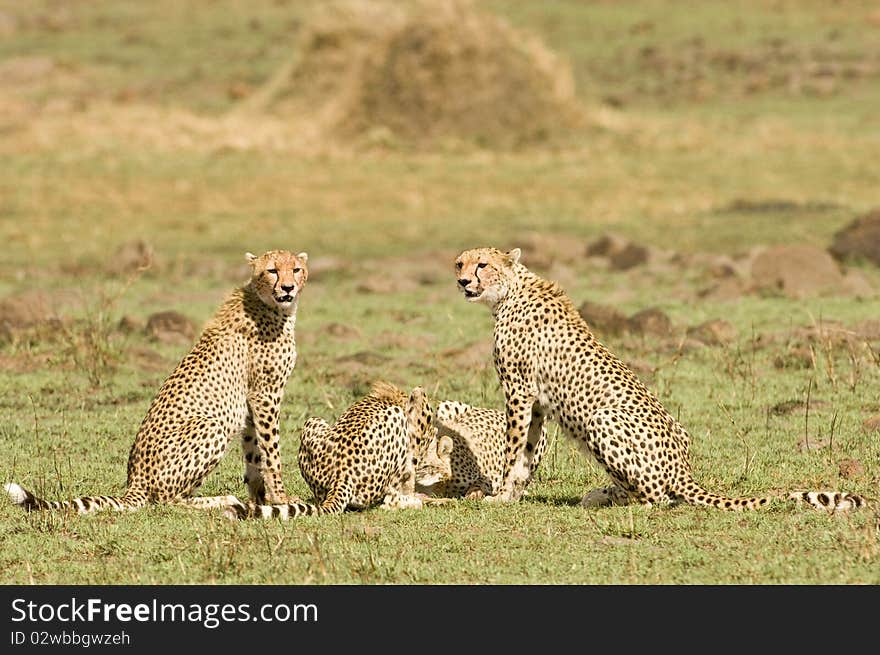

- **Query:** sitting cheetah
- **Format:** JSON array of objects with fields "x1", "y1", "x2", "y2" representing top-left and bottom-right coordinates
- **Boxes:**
[
  {"x1": 415, "y1": 400, "x2": 547, "y2": 499},
  {"x1": 227, "y1": 381, "x2": 438, "y2": 519},
  {"x1": 453, "y1": 246, "x2": 869, "y2": 512},
  {"x1": 5, "y1": 249, "x2": 309, "y2": 514}
]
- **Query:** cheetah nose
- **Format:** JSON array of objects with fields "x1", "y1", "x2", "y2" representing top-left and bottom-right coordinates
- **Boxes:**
[
  {"x1": 281, "y1": 284, "x2": 296, "y2": 292},
  {"x1": 457, "y1": 278, "x2": 470, "y2": 288}
]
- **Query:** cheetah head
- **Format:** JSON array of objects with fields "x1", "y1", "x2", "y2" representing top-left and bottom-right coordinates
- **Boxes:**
[
  {"x1": 415, "y1": 434, "x2": 454, "y2": 492},
  {"x1": 454, "y1": 247, "x2": 521, "y2": 308},
  {"x1": 246, "y1": 250, "x2": 308, "y2": 315}
]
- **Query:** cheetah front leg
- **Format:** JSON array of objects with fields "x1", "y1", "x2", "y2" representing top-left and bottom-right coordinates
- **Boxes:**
[
  {"x1": 241, "y1": 414, "x2": 267, "y2": 502},
  {"x1": 243, "y1": 394, "x2": 290, "y2": 504},
  {"x1": 488, "y1": 392, "x2": 544, "y2": 503}
]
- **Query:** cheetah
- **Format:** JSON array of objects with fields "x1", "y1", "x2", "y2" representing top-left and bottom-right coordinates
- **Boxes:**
[
  {"x1": 5, "y1": 249, "x2": 309, "y2": 514},
  {"x1": 415, "y1": 400, "x2": 546, "y2": 499},
  {"x1": 227, "y1": 381, "x2": 439, "y2": 519},
  {"x1": 453, "y1": 246, "x2": 869, "y2": 512}
]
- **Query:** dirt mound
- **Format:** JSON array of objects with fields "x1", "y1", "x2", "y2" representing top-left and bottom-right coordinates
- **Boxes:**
[
  {"x1": 107, "y1": 239, "x2": 156, "y2": 276},
  {"x1": 585, "y1": 233, "x2": 652, "y2": 271},
  {"x1": 750, "y1": 245, "x2": 847, "y2": 298},
  {"x1": 0, "y1": 290, "x2": 68, "y2": 345},
  {"x1": 271, "y1": 0, "x2": 584, "y2": 148},
  {"x1": 829, "y1": 209, "x2": 880, "y2": 266},
  {"x1": 145, "y1": 311, "x2": 196, "y2": 345},
  {"x1": 0, "y1": 290, "x2": 58, "y2": 330}
]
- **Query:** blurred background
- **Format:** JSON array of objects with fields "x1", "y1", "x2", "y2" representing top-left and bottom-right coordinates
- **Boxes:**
[{"x1": 1, "y1": 0, "x2": 879, "y2": 387}]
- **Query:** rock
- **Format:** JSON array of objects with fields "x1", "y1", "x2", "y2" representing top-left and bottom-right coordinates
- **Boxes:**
[
  {"x1": 324, "y1": 322, "x2": 361, "y2": 339},
  {"x1": 108, "y1": 239, "x2": 155, "y2": 276},
  {"x1": 144, "y1": 310, "x2": 196, "y2": 344},
  {"x1": 586, "y1": 233, "x2": 628, "y2": 258},
  {"x1": 627, "y1": 307, "x2": 673, "y2": 336},
  {"x1": 829, "y1": 209, "x2": 880, "y2": 266},
  {"x1": 578, "y1": 300, "x2": 629, "y2": 336},
  {"x1": 841, "y1": 269, "x2": 874, "y2": 297},
  {"x1": 117, "y1": 315, "x2": 144, "y2": 334},
  {"x1": 0, "y1": 290, "x2": 57, "y2": 329},
  {"x1": 773, "y1": 346, "x2": 814, "y2": 370},
  {"x1": 797, "y1": 438, "x2": 828, "y2": 452},
  {"x1": 750, "y1": 244, "x2": 846, "y2": 298},
  {"x1": 516, "y1": 232, "x2": 587, "y2": 271},
  {"x1": 855, "y1": 319, "x2": 880, "y2": 341},
  {"x1": 861, "y1": 415, "x2": 880, "y2": 432},
  {"x1": 837, "y1": 458, "x2": 864, "y2": 479},
  {"x1": 697, "y1": 277, "x2": 748, "y2": 301},
  {"x1": 686, "y1": 319, "x2": 737, "y2": 346},
  {"x1": 585, "y1": 233, "x2": 650, "y2": 270},
  {"x1": 609, "y1": 242, "x2": 649, "y2": 271}
]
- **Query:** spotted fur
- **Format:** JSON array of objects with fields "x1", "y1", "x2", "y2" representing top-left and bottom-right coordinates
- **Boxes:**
[
  {"x1": 5, "y1": 249, "x2": 309, "y2": 514},
  {"x1": 227, "y1": 381, "x2": 438, "y2": 520},
  {"x1": 454, "y1": 246, "x2": 869, "y2": 513},
  {"x1": 415, "y1": 400, "x2": 546, "y2": 499}
]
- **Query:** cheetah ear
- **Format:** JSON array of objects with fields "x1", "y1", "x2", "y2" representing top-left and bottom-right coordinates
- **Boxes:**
[
  {"x1": 408, "y1": 386, "x2": 426, "y2": 405},
  {"x1": 296, "y1": 252, "x2": 308, "y2": 264},
  {"x1": 406, "y1": 386, "x2": 428, "y2": 420},
  {"x1": 506, "y1": 248, "x2": 521, "y2": 265},
  {"x1": 245, "y1": 252, "x2": 257, "y2": 264}
]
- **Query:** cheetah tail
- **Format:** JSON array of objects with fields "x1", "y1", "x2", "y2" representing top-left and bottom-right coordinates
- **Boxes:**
[
  {"x1": 676, "y1": 487, "x2": 773, "y2": 511},
  {"x1": 4, "y1": 482, "x2": 146, "y2": 514},
  {"x1": 223, "y1": 498, "x2": 322, "y2": 521},
  {"x1": 676, "y1": 484, "x2": 868, "y2": 513},
  {"x1": 787, "y1": 490, "x2": 868, "y2": 512}
]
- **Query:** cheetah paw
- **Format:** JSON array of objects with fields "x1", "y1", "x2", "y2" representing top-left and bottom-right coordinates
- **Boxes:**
[
  {"x1": 414, "y1": 492, "x2": 449, "y2": 505},
  {"x1": 580, "y1": 488, "x2": 614, "y2": 508},
  {"x1": 464, "y1": 487, "x2": 486, "y2": 501},
  {"x1": 482, "y1": 493, "x2": 514, "y2": 504}
]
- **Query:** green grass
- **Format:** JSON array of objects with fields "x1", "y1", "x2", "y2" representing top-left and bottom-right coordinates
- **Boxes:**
[{"x1": 1, "y1": 0, "x2": 879, "y2": 585}]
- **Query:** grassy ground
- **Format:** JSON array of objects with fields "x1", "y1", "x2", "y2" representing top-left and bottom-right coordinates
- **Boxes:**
[{"x1": 1, "y1": 0, "x2": 879, "y2": 585}]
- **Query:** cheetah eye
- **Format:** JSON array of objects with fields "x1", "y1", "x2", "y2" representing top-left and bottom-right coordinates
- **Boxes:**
[
  {"x1": 293, "y1": 267, "x2": 302, "y2": 273},
  {"x1": 476, "y1": 262, "x2": 487, "y2": 269},
  {"x1": 267, "y1": 268, "x2": 278, "y2": 275},
  {"x1": 455, "y1": 261, "x2": 462, "y2": 270}
]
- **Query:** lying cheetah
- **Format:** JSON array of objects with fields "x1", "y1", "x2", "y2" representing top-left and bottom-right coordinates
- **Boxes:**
[
  {"x1": 411, "y1": 430, "x2": 453, "y2": 494},
  {"x1": 227, "y1": 381, "x2": 438, "y2": 519},
  {"x1": 415, "y1": 400, "x2": 546, "y2": 499},
  {"x1": 454, "y1": 246, "x2": 868, "y2": 512},
  {"x1": 5, "y1": 249, "x2": 308, "y2": 514}
]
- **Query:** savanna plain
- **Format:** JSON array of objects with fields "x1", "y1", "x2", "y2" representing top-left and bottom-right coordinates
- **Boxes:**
[{"x1": 1, "y1": 0, "x2": 879, "y2": 584}]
